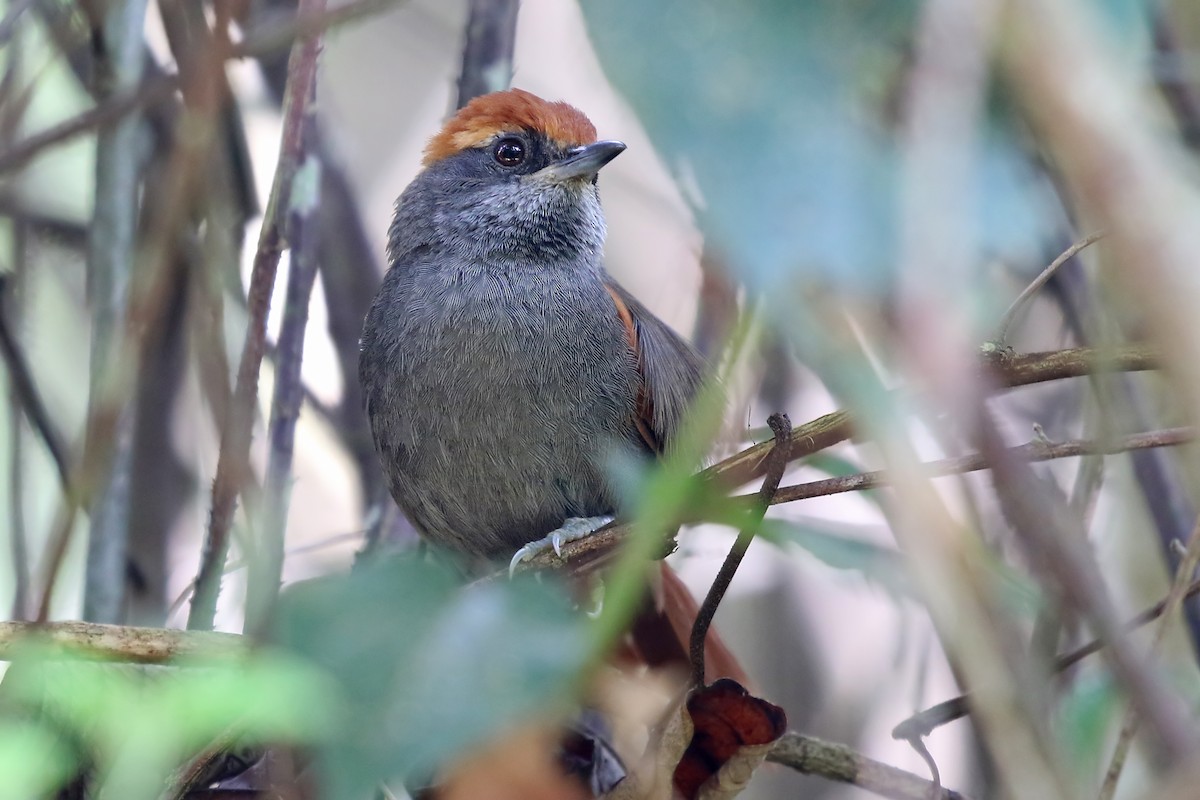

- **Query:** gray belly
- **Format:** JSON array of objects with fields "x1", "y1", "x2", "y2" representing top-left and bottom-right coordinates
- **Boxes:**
[{"x1": 363, "y1": 265, "x2": 640, "y2": 557}]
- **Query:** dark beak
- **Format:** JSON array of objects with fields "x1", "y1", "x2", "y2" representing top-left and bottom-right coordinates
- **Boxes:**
[{"x1": 535, "y1": 140, "x2": 626, "y2": 182}]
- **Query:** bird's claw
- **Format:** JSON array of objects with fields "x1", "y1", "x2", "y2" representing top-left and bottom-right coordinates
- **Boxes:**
[{"x1": 507, "y1": 515, "x2": 615, "y2": 578}]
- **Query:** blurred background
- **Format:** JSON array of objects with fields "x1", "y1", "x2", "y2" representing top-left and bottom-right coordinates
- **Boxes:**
[{"x1": 2, "y1": 0, "x2": 1200, "y2": 798}]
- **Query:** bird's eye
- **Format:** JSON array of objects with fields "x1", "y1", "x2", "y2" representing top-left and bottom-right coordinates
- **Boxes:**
[{"x1": 493, "y1": 137, "x2": 526, "y2": 167}]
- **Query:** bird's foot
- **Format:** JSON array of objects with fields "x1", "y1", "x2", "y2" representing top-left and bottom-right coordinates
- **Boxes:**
[{"x1": 508, "y1": 515, "x2": 615, "y2": 577}]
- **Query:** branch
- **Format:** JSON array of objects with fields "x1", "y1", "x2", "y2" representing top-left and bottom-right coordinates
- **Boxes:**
[
  {"x1": 0, "y1": 621, "x2": 245, "y2": 663},
  {"x1": 455, "y1": 0, "x2": 519, "y2": 107},
  {"x1": 767, "y1": 732, "x2": 973, "y2": 800},
  {"x1": 0, "y1": 77, "x2": 176, "y2": 175},
  {"x1": 767, "y1": 426, "x2": 1193, "y2": 506},
  {"x1": 690, "y1": 413, "x2": 790, "y2": 686},
  {"x1": 188, "y1": 2, "x2": 326, "y2": 632},
  {"x1": 705, "y1": 343, "x2": 1157, "y2": 493},
  {"x1": 989, "y1": 343, "x2": 1157, "y2": 388},
  {"x1": 82, "y1": 0, "x2": 150, "y2": 625},
  {"x1": 229, "y1": 0, "x2": 410, "y2": 60}
]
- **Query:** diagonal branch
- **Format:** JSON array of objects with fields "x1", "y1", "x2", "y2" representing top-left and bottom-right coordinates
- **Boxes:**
[
  {"x1": 0, "y1": 275, "x2": 71, "y2": 489},
  {"x1": 689, "y1": 412, "x2": 791, "y2": 686}
]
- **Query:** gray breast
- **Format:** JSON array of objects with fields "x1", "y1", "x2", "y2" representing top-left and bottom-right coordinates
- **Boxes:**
[{"x1": 360, "y1": 255, "x2": 640, "y2": 557}]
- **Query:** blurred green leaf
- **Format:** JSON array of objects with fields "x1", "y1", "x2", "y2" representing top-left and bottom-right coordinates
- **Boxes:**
[
  {"x1": 762, "y1": 516, "x2": 1042, "y2": 617},
  {"x1": 579, "y1": 0, "x2": 1063, "y2": 290},
  {"x1": 2, "y1": 647, "x2": 333, "y2": 800},
  {"x1": 1057, "y1": 671, "x2": 1118, "y2": 783},
  {"x1": 0, "y1": 720, "x2": 76, "y2": 798},
  {"x1": 761, "y1": 517, "x2": 914, "y2": 598},
  {"x1": 272, "y1": 555, "x2": 590, "y2": 797}
]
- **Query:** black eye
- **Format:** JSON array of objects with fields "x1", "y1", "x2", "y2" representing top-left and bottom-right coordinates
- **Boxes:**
[{"x1": 493, "y1": 137, "x2": 526, "y2": 167}]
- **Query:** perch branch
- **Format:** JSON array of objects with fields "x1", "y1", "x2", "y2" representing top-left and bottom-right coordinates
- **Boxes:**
[{"x1": 513, "y1": 423, "x2": 1189, "y2": 578}]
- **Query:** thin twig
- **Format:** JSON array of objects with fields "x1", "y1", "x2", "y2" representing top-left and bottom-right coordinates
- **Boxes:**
[
  {"x1": 1098, "y1": 517, "x2": 1200, "y2": 800},
  {"x1": 689, "y1": 413, "x2": 791, "y2": 686},
  {"x1": 167, "y1": 529, "x2": 364, "y2": 624},
  {"x1": 187, "y1": 0, "x2": 328, "y2": 632},
  {"x1": 6, "y1": 229, "x2": 29, "y2": 621},
  {"x1": 989, "y1": 343, "x2": 1157, "y2": 387},
  {"x1": 765, "y1": 426, "x2": 1193, "y2": 507},
  {"x1": 994, "y1": 231, "x2": 1105, "y2": 343},
  {"x1": 767, "y1": 732, "x2": 973, "y2": 800},
  {"x1": 245, "y1": 64, "x2": 325, "y2": 635},
  {"x1": 892, "y1": 572, "x2": 1200, "y2": 741},
  {"x1": 0, "y1": 275, "x2": 71, "y2": 489},
  {"x1": 228, "y1": 0, "x2": 409, "y2": 60}
]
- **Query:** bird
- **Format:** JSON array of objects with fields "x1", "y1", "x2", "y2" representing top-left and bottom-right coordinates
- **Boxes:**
[{"x1": 359, "y1": 88, "x2": 708, "y2": 572}]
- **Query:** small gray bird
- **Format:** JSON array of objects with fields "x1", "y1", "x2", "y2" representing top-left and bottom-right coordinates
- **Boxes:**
[{"x1": 359, "y1": 89, "x2": 705, "y2": 567}]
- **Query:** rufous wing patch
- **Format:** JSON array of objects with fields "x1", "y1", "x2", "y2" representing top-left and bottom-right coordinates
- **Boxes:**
[
  {"x1": 605, "y1": 283, "x2": 661, "y2": 454},
  {"x1": 423, "y1": 89, "x2": 598, "y2": 166}
]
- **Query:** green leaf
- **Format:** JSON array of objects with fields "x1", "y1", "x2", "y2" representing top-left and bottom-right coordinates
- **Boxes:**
[
  {"x1": 1057, "y1": 671, "x2": 1119, "y2": 782},
  {"x1": 1, "y1": 646, "x2": 334, "y2": 800},
  {"x1": 272, "y1": 555, "x2": 590, "y2": 797},
  {"x1": 760, "y1": 517, "x2": 913, "y2": 598},
  {"x1": 0, "y1": 720, "x2": 76, "y2": 798},
  {"x1": 762, "y1": 517, "x2": 1042, "y2": 618},
  {"x1": 579, "y1": 0, "x2": 1066, "y2": 292}
]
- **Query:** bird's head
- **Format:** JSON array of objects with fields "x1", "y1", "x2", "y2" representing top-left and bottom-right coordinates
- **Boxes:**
[{"x1": 388, "y1": 89, "x2": 626, "y2": 266}]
